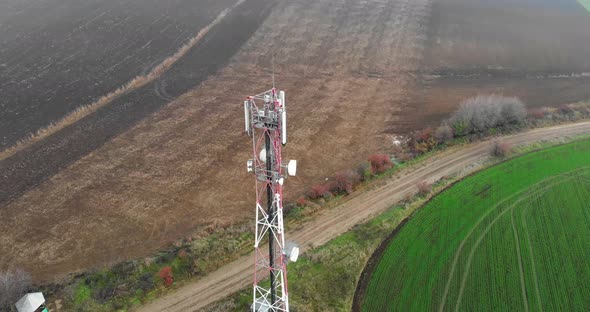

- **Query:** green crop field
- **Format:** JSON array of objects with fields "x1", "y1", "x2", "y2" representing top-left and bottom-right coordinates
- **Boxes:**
[
  {"x1": 360, "y1": 139, "x2": 590, "y2": 311},
  {"x1": 578, "y1": 0, "x2": 590, "y2": 13}
]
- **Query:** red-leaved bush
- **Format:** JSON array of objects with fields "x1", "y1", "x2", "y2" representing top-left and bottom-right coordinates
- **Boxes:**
[
  {"x1": 307, "y1": 183, "x2": 332, "y2": 200},
  {"x1": 296, "y1": 196, "x2": 307, "y2": 207},
  {"x1": 414, "y1": 127, "x2": 434, "y2": 142},
  {"x1": 159, "y1": 266, "x2": 174, "y2": 287},
  {"x1": 331, "y1": 170, "x2": 361, "y2": 195},
  {"x1": 367, "y1": 154, "x2": 393, "y2": 174},
  {"x1": 529, "y1": 109, "x2": 545, "y2": 120}
]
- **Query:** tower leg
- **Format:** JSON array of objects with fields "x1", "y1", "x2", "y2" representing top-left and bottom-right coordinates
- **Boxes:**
[{"x1": 265, "y1": 130, "x2": 276, "y2": 306}]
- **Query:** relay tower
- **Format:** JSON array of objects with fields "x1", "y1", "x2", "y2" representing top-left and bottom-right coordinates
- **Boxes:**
[{"x1": 244, "y1": 88, "x2": 297, "y2": 312}]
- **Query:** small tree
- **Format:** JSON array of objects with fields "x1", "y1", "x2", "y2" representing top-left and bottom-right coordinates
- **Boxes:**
[
  {"x1": 158, "y1": 266, "x2": 174, "y2": 287},
  {"x1": 413, "y1": 127, "x2": 434, "y2": 142},
  {"x1": 331, "y1": 170, "x2": 361, "y2": 195},
  {"x1": 491, "y1": 140, "x2": 512, "y2": 158},
  {"x1": 434, "y1": 124, "x2": 454, "y2": 143},
  {"x1": 394, "y1": 150, "x2": 413, "y2": 163},
  {"x1": 412, "y1": 137, "x2": 438, "y2": 155},
  {"x1": 558, "y1": 104, "x2": 575, "y2": 117},
  {"x1": 416, "y1": 181, "x2": 432, "y2": 197},
  {"x1": 357, "y1": 161, "x2": 373, "y2": 180},
  {"x1": 136, "y1": 272, "x2": 155, "y2": 292},
  {"x1": 307, "y1": 183, "x2": 332, "y2": 200},
  {"x1": 529, "y1": 109, "x2": 545, "y2": 120},
  {"x1": 92, "y1": 281, "x2": 116, "y2": 303},
  {"x1": 402, "y1": 192, "x2": 413, "y2": 204},
  {"x1": 367, "y1": 154, "x2": 393, "y2": 174},
  {"x1": 0, "y1": 269, "x2": 32, "y2": 310},
  {"x1": 410, "y1": 127, "x2": 439, "y2": 154},
  {"x1": 296, "y1": 196, "x2": 307, "y2": 207},
  {"x1": 449, "y1": 95, "x2": 526, "y2": 136}
]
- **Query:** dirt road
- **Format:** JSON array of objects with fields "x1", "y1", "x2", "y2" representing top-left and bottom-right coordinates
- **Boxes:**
[{"x1": 138, "y1": 121, "x2": 590, "y2": 312}]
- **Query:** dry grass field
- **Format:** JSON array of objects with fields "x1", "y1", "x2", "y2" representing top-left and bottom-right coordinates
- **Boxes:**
[{"x1": 2, "y1": 0, "x2": 590, "y2": 284}]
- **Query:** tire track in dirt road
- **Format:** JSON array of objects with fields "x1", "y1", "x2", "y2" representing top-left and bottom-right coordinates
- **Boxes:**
[{"x1": 137, "y1": 122, "x2": 590, "y2": 312}]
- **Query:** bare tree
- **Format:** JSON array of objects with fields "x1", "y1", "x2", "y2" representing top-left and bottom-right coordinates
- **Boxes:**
[
  {"x1": 490, "y1": 140, "x2": 512, "y2": 158},
  {"x1": 500, "y1": 97, "x2": 527, "y2": 125},
  {"x1": 416, "y1": 181, "x2": 432, "y2": 197},
  {"x1": 450, "y1": 95, "x2": 526, "y2": 136},
  {"x1": 0, "y1": 269, "x2": 32, "y2": 310},
  {"x1": 434, "y1": 124, "x2": 454, "y2": 143}
]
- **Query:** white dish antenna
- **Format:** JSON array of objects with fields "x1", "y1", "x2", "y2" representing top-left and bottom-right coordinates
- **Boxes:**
[
  {"x1": 285, "y1": 242, "x2": 299, "y2": 262},
  {"x1": 287, "y1": 160, "x2": 297, "y2": 176},
  {"x1": 289, "y1": 247, "x2": 299, "y2": 262}
]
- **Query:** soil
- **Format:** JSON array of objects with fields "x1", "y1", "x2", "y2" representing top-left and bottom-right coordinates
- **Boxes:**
[
  {"x1": 0, "y1": 0, "x2": 274, "y2": 206},
  {"x1": 0, "y1": 0, "x2": 238, "y2": 148}
]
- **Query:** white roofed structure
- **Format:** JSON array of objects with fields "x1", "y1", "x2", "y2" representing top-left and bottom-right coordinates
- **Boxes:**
[{"x1": 15, "y1": 292, "x2": 45, "y2": 312}]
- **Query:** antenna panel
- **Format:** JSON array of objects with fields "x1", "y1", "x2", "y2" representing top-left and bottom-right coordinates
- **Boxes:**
[
  {"x1": 244, "y1": 101, "x2": 251, "y2": 136},
  {"x1": 279, "y1": 91, "x2": 286, "y2": 109}
]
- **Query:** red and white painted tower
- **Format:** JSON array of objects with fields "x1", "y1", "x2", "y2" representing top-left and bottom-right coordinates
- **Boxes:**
[{"x1": 244, "y1": 88, "x2": 298, "y2": 312}]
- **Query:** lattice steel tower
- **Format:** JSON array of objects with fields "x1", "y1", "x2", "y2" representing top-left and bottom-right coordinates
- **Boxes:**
[{"x1": 244, "y1": 88, "x2": 298, "y2": 312}]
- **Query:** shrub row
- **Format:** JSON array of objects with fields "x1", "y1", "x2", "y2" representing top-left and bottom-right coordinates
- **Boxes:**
[
  {"x1": 35, "y1": 222, "x2": 253, "y2": 311},
  {"x1": 304, "y1": 155, "x2": 393, "y2": 201},
  {"x1": 404, "y1": 96, "x2": 590, "y2": 158}
]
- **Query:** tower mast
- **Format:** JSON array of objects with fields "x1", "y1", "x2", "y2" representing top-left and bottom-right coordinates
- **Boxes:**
[{"x1": 244, "y1": 88, "x2": 297, "y2": 311}]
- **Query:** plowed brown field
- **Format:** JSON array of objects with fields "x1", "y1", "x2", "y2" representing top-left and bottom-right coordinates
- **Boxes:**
[
  {"x1": 2, "y1": 0, "x2": 590, "y2": 285},
  {"x1": 1, "y1": 0, "x2": 433, "y2": 282}
]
